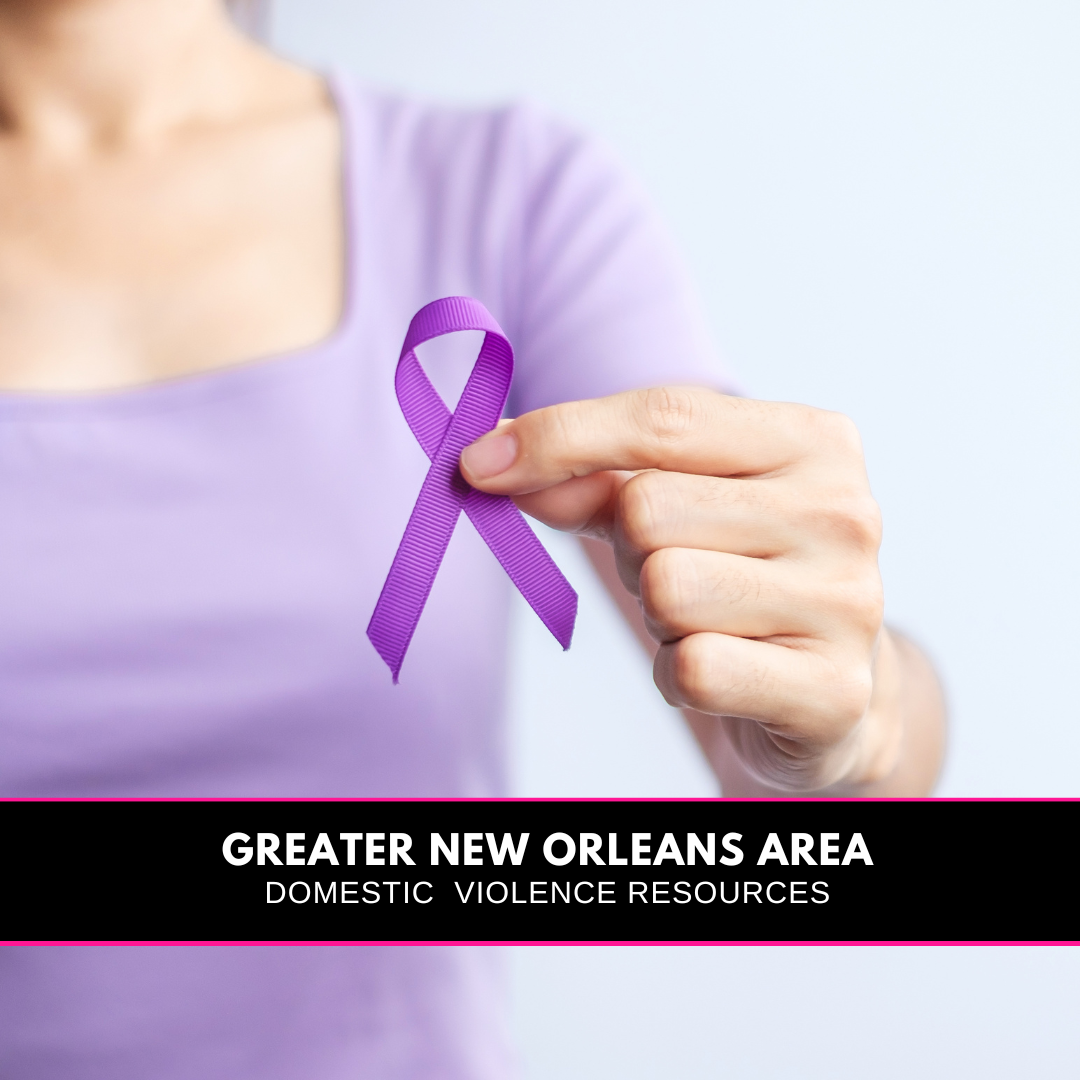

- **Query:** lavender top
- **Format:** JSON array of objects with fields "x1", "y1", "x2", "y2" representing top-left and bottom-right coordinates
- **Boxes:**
[{"x1": 0, "y1": 76, "x2": 724, "y2": 1078}]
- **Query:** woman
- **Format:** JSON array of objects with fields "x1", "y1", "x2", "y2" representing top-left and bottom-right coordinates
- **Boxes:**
[{"x1": 0, "y1": 1, "x2": 945, "y2": 1076}]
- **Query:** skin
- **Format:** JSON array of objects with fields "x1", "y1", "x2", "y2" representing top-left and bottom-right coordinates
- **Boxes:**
[
  {"x1": 0, "y1": 0, "x2": 946, "y2": 795},
  {"x1": 461, "y1": 395, "x2": 946, "y2": 795},
  {"x1": 0, "y1": 0, "x2": 341, "y2": 391}
]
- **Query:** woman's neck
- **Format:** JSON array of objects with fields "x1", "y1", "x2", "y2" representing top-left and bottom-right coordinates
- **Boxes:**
[
  {"x1": 0, "y1": 0, "x2": 279, "y2": 155},
  {"x1": 0, "y1": 0, "x2": 342, "y2": 393}
]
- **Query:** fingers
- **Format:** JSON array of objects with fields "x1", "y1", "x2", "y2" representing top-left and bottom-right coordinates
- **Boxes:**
[
  {"x1": 460, "y1": 387, "x2": 864, "y2": 496},
  {"x1": 512, "y1": 465, "x2": 880, "y2": 563},
  {"x1": 638, "y1": 547, "x2": 880, "y2": 643},
  {"x1": 615, "y1": 469, "x2": 800, "y2": 560},
  {"x1": 510, "y1": 471, "x2": 628, "y2": 540},
  {"x1": 615, "y1": 466, "x2": 882, "y2": 586},
  {"x1": 641, "y1": 548, "x2": 798, "y2": 641},
  {"x1": 459, "y1": 385, "x2": 889, "y2": 787},
  {"x1": 653, "y1": 633, "x2": 874, "y2": 747},
  {"x1": 639, "y1": 545, "x2": 882, "y2": 652},
  {"x1": 509, "y1": 466, "x2": 783, "y2": 551}
]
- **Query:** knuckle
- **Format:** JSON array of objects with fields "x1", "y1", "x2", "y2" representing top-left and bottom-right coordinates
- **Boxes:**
[
  {"x1": 798, "y1": 647, "x2": 874, "y2": 736},
  {"x1": 667, "y1": 634, "x2": 779, "y2": 715},
  {"x1": 846, "y1": 494, "x2": 884, "y2": 550},
  {"x1": 639, "y1": 548, "x2": 693, "y2": 624},
  {"x1": 617, "y1": 471, "x2": 670, "y2": 552},
  {"x1": 853, "y1": 573, "x2": 886, "y2": 633},
  {"x1": 669, "y1": 634, "x2": 718, "y2": 708},
  {"x1": 828, "y1": 661, "x2": 875, "y2": 729},
  {"x1": 808, "y1": 408, "x2": 864, "y2": 456},
  {"x1": 532, "y1": 402, "x2": 589, "y2": 475},
  {"x1": 830, "y1": 411, "x2": 865, "y2": 455},
  {"x1": 818, "y1": 571, "x2": 884, "y2": 645},
  {"x1": 636, "y1": 386, "x2": 700, "y2": 446},
  {"x1": 815, "y1": 491, "x2": 883, "y2": 554}
]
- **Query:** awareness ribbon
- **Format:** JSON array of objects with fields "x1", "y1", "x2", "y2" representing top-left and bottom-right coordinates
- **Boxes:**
[{"x1": 367, "y1": 296, "x2": 578, "y2": 682}]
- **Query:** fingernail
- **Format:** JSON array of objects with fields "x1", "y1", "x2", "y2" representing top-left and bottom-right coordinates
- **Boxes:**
[{"x1": 461, "y1": 432, "x2": 518, "y2": 480}]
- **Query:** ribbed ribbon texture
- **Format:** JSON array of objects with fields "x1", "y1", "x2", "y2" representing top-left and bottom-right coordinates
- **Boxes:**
[{"x1": 367, "y1": 297, "x2": 578, "y2": 682}]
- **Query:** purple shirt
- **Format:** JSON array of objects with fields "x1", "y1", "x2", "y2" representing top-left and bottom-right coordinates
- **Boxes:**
[{"x1": 0, "y1": 75, "x2": 723, "y2": 1078}]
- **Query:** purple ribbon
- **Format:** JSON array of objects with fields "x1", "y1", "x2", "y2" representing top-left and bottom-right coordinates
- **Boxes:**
[{"x1": 367, "y1": 296, "x2": 578, "y2": 682}]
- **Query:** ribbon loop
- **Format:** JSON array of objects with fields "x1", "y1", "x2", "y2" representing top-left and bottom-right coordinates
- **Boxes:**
[{"x1": 367, "y1": 297, "x2": 578, "y2": 682}]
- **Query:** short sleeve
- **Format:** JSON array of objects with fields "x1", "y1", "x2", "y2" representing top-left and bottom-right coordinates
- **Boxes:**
[{"x1": 500, "y1": 106, "x2": 732, "y2": 415}]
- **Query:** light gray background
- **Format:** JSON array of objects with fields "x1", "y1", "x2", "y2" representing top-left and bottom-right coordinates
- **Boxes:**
[{"x1": 270, "y1": 3, "x2": 1078, "y2": 1076}]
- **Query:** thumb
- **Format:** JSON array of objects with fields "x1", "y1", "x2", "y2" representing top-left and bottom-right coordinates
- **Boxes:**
[
  {"x1": 510, "y1": 471, "x2": 630, "y2": 540},
  {"x1": 459, "y1": 413, "x2": 629, "y2": 538}
]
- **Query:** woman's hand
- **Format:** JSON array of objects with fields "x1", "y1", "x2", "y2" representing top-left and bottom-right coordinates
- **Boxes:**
[{"x1": 460, "y1": 386, "x2": 940, "y2": 793}]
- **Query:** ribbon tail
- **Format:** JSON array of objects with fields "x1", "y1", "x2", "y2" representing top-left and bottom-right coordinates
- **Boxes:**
[
  {"x1": 367, "y1": 468, "x2": 465, "y2": 682},
  {"x1": 464, "y1": 489, "x2": 578, "y2": 650},
  {"x1": 372, "y1": 297, "x2": 577, "y2": 680}
]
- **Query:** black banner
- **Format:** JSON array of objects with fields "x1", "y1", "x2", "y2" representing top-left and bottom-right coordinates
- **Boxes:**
[{"x1": 3, "y1": 799, "x2": 1076, "y2": 942}]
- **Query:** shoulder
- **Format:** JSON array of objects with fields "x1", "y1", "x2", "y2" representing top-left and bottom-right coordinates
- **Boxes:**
[
  {"x1": 334, "y1": 75, "x2": 663, "y2": 325},
  {"x1": 330, "y1": 76, "x2": 725, "y2": 404},
  {"x1": 335, "y1": 76, "x2": 630, "y2": 212},
  {"x1": 345, "y1": 78, "x2": 580, "y2": 152}
]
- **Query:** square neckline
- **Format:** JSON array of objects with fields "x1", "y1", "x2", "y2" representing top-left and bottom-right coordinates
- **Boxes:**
[{"x1": 0, "y1": 71, "x2": 363, "y2": 419}]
